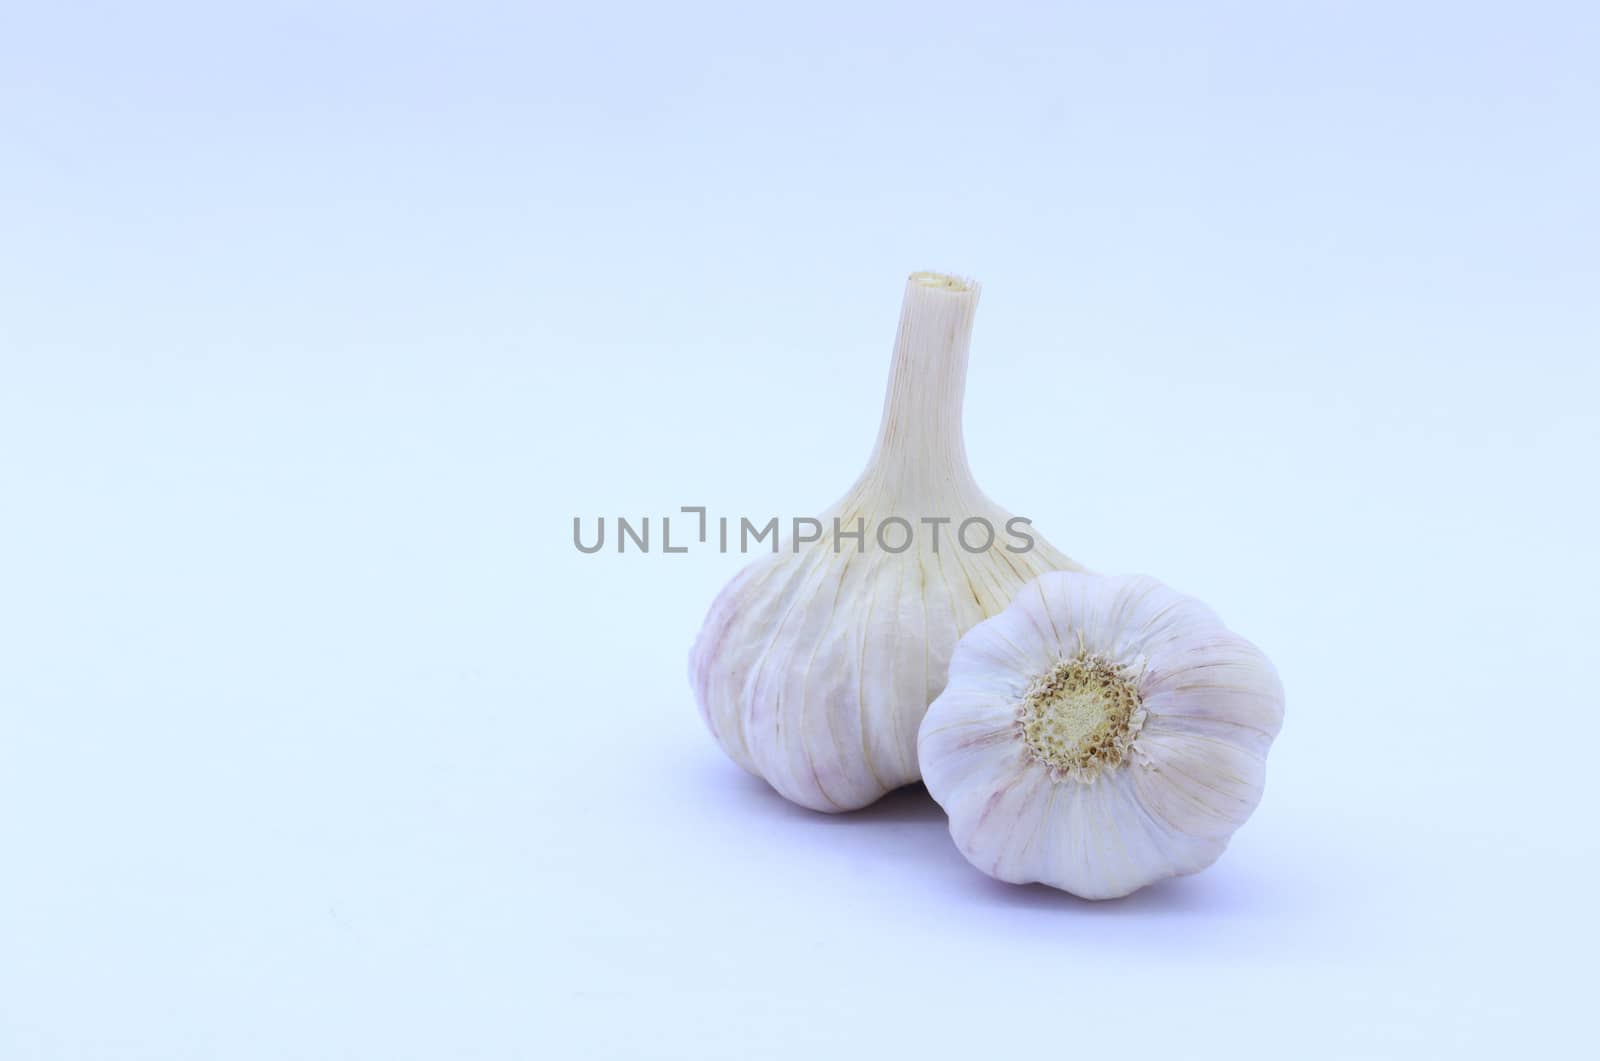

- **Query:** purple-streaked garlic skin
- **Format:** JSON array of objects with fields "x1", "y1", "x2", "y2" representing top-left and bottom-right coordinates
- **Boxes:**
[
  {"x1": 689, "y1": 273, "x2": 1079, "y2": 813},
  {"x1": 918, "y1": 571, "x2": 1284, "y2": 898}
]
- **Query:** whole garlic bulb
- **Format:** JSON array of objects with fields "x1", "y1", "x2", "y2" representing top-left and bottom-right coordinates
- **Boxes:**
[
  {"x1": 917, "y1": 571, "x2": 1285, "y2": 898},
  {"x1": 690, "y1": 272, "x2": 1080, "y2": 812}
]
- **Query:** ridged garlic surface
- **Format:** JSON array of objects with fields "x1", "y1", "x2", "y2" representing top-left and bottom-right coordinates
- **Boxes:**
[
  {"x1": 918, "y1": 571, "x2": 1284, "y2": 898},
  {"x1": 690, "y1": 273, "x2": 1080, "y2": 812}
]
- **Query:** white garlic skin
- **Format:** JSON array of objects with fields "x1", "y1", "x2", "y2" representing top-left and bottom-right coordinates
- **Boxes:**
[
  {"x1": 917, "y1": 571, "x2": 1285, "y2": 899},
  {"x1": 690, "y1": 274, "x2": 1080, "y2": 812}
]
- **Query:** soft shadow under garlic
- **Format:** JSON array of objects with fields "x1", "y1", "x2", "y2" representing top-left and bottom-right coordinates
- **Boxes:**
[
  {"x1": 708, "y1": 762, "x2": 947, "y2": 827},
  {"x1": 959, "y1": 860, "x2": 1284, "y2": 916}
]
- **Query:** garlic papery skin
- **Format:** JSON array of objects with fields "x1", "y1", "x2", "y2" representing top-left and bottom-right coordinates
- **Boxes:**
[
  {"x1": 689, "y1": 272, "x2": 1080, "y2": 813},
  {"x1": 917, "y1": 571, "x2": 1284, "y2": 898}
]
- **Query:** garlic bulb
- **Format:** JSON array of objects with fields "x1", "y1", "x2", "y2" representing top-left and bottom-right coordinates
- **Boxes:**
[
  {"x1": 917, "y1": 571, "x2": 1284, "y2": 898},
  {"x1": 690, "y1": 272, "x2": 1080, "y2": 812}
]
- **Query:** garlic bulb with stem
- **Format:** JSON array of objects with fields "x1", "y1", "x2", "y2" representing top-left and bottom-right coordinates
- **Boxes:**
[
  {"x1": 690, "y1": 272, "x2": 1080, "y2": 813},
  {"x1": 917, "y1": 570, "x2": 1285, "y2": 898}
]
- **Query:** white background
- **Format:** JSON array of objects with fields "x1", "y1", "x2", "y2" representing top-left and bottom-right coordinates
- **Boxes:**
[{"x1": 3, "y1": 2, "x2": 1597, "y2": 1057}]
